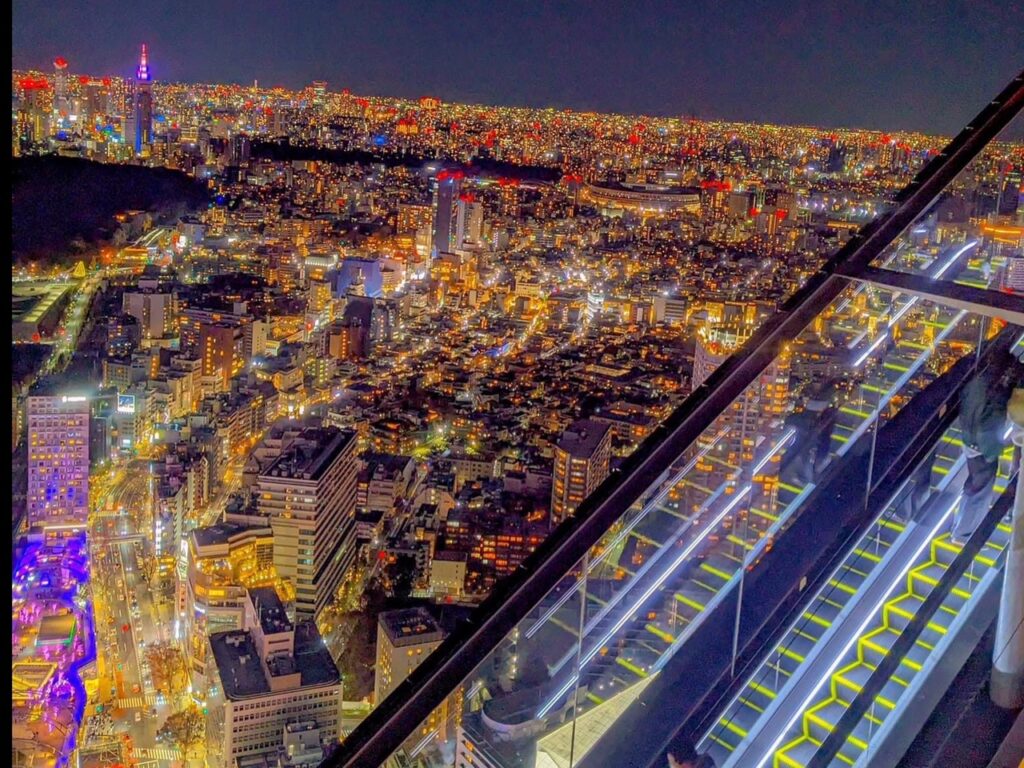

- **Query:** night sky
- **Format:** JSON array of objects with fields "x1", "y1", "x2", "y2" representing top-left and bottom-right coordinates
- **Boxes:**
[{"x1": 12, "y1": 0, "x2": 1024, "y2": 135}]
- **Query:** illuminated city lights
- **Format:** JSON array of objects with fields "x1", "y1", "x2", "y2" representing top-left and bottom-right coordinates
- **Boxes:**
[{"x1": 9, "y1": 21, "x2": 1024, "y2": 768}]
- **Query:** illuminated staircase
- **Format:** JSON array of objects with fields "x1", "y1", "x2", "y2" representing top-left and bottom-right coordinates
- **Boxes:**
[
  {"x1": 701, "y1": 510, "x2": 907, "y2": 760},
  {"x1": 771, "y1": 512, "x2": 1012, "y2": 768}
]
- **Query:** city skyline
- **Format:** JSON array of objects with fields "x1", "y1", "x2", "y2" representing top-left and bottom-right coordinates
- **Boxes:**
[
  {"x1": 10, "y1": 10, "x2": 1024, "y2": 767},
  {"x1": 12, "y1": 0, "x2": 1024, "y2": 135}
]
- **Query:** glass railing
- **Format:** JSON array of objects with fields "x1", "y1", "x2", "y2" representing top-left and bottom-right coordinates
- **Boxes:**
[
  {"x1": 699, "y1": 406, "x2": 1019, "y2": 768},
  {"x1": 691, "y1": 103, "x2": 1024, "y2": 768},
  {"x1": 376, "y1": 291, "x2": 1001, "y2": 768},
  {"x1": 328, "y1": 70, "x2": 1024, "y2": 768}
]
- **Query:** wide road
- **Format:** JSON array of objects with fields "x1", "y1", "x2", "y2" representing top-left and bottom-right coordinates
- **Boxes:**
[{"x1": 86, "y1": 463, "x2": 182, "y2": 768}]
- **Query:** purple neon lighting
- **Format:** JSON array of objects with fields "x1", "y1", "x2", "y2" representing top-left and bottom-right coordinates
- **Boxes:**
[{"x1": 12, "y1": 532, "x2": 95, "y2": 767}]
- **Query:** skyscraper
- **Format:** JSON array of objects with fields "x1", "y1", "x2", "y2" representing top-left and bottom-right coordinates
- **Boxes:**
[
  {"x1": 691, "y1": 302, "x2": 790, "y2": 488},
  {"x1": 199, "y1": 321, "x2": 245, "y2": 390},
  {"x1": 52, "y1": 56, "x2": 69, "y2": 125},
  {"x1": 128, "y1": 44, "x2": 153, "y2": 155},
  {"x1": 26, "y1": 394, "x2": 90, "y2": 536},
  {"x1": 17, "y1": 77, "x2": 50, "y2": 146},
  {"x1": 375, "y1": 607, "x2": 445, "y2": 705},
  {"x1": 432, "y1": 171, "x2": 463, "y2": 258},
  {"x1": 456, "y1": 195, "x2": 484, "y2": 249},
  {"x1": 256, "y1": 427, "x2": 359, "y2": 619},
  {"x1": 550, "y1": 419, "x2": 612, "y2": 525}
]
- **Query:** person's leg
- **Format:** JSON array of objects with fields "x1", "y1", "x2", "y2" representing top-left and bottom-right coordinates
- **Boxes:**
[
  {"x1": 811, "y1": 430, "x2": 834, "y2": 480},
  {"x1": 895, "y1": 449, "x2": 935, "y2": 523},
  {"x1": 951, "y1": 453, "x2": 999, "y2": 542},
  {"x1": 780, "y1": 445, "x2": 812, "y2": 487}
]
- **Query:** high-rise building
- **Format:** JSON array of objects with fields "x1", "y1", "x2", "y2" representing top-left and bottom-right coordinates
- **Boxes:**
[
  {"x1": 199, "y1": 321, "x2": 245, "y2": 390},
  {"x1": 397, "y1": 203, "x2": 434, "y2": 236},
  {"x1": 26, "y1": 395, "x2": 90, "y2": 536},
  {"x1": 997, "y1": 165, "x2": 1022, "y2": 216},
  {"x1": 229, "y1": 133, "x2": 251, "y2": 165},
  {"x1": 550, "y1": 419, "x2": 612, "y2": 524},
  {"x1": 128, "y1": 44, "x2": 153, "y2": 155},
  {"x1": 432, "y1": 172, "x2": 463, "y2": 258},
  {"x1": 52, "y1": 56, "x2": 70, "y2": 125},
  {"x1": 122, "y1": 289, "x2": 177, "y2": 341},
  {"x1": 179, "y1": 305, "x2": 248, "y2": 356},
  {"x1": 310, "y1": 80, "x2": 328, "y2": 104},
  {"x1": 307, "y1": 277, "x2": 334, "y2": 317},
  {"x1": 256, "y1": 428, "x2": 359, "y2": 619},
  {"x1": 243, "y1": 318, "x2": 269, "y2": 360},
  {"x1": 374, "y1": 607, "x2": 446, "y2": 705},
  {"x1": 80, "y1": 77, "x2": 111, "y2": 121},
  {"x1": 183, "y1": 522, "x2": 277, "y2": 692},
  {"x1": 692, "y1": 303, "x2": 790, "y2": 488},
  {"x1": 205, "y1": 588, "x2": 342, "y2": 768},
  {"x1": 455, "y1": 196, "x2": 484, "y2": 249},
  {"x1": 17, "y1": 77, "x2": 51, "y2": 146}
]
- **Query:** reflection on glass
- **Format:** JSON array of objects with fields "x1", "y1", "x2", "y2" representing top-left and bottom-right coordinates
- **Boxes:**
[{"x1": 380, "y1": 284, "x2": 1003, "y2": 768}]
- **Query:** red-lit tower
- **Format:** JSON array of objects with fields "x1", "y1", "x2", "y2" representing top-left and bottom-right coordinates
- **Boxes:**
[
  {"x1": 17, "y1": 77, "x2": 51, "y2": 145},
  {"x1": 682, "y1": 116, "x2": 704, "y2": 176},
  {"x1": 52, "y1": 56, "x2": 70, "y2": 122}
]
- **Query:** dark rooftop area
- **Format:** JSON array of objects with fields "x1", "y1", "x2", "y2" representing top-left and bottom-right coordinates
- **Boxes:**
[
  {"x1": 379, "y1": 607, "x2": 444, "y2": 647},
  {"x1": 262, "y1": 427, "x2": 355, "y2": 481},
  {"x1": 249, "y1": 586, "x2": 293, "y2": 636},
  {"x1": 210, "y1": 618, "x2": 340, "y2": 701}
]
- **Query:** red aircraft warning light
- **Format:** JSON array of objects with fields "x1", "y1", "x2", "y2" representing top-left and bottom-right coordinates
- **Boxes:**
[
  {"x1": 54, "y1": 56, "x2": 68, "y2": 69},
  {"x1": 19, "y1": 77, "x2": 50, "y2": 91}
]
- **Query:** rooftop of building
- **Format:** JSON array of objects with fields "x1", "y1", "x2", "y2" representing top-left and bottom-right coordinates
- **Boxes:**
[
  {"x1": 36, "y1": 613, "x2": 77, "y2": 646},
  {"x1": 209, "y1": 619, "x2": 340, "y2": 701},
  {"x1": 360, "y1": 451, "x2": 415, "y2": 475},
  {"x1": 12, "y1": 282, "x2": 73, "y2": 324},
  {"x1": 249, "y1": 586, "x2": 292, "y2": 636},
  {"x1": 556, "y1": 419, "x2": 611, "y2": 458},
  {"x1": 26, "y1": 388, "x2": 94, "y2": 406},
  {"x1": 591, "y1": 407, "x2": 656, "y2": 426},
  {"x1": 261, "y1": 426, "x2": 355, "y2": 481},
  {"x1": 379, "y1": 606, "x2": 445, "y2": 647},
  {"x1": 190, "y1": 520, "x2": 251, "y2": 549}
]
